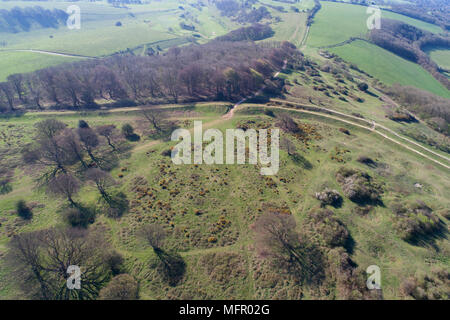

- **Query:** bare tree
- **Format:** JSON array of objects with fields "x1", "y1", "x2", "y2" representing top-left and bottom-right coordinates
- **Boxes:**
[
  {"x1": 277, "y1": 114, "x2": 302, "y2": 134},
  {"x1": 59, "y1": 129, "x2": 88, "y2": 169},
  {"x1": 35, "y1": 119, "x2": 66, "y2": 140},
  {"x1": 253, "y1": 212, "x2": 323, "y2": 284},
  {"x1": 96, "y1": 125, "x2": 119, "y2": 151},
  {"x1": 85, "y1": 168, "x2": 115, "y2": 203},
  {"x1": 139, "y1": 224, "x2": 166, "y2": 253},
  {"x1": 7, "y1": 227, "x2": 112, "y2": 300},
  {"x1": 47, "y1": 173, "x2": 80, "y2": 207},
  {"x1": 7, "y1": 73, "x2": 27, "y2": 104},
  {"x1": 0, "y1": 82, "x2": 15, "y2": 111},
  {"x1": 25, "y1": 73, "x2": 43, "y2": 110},
  {"x1": 141, "y1": 108, "x2": 166, "y2": 133},
  {"x1": 77, "y1": 127, "x2": 100, "y2": 164},
  {"x1": 138, "y1": 224, "x2": 185, "y2": 286}
]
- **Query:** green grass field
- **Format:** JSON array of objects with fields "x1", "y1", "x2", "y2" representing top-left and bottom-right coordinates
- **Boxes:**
[
  {"x1": 426, "y1": 48, "x2": 450, "y2": 70},
  {"x1": 0, "y1": 0, "x2": 238, "y2": 79},
  {"x1": 307, "y1": 2, "x2": 443, "y2": 48},
  {"x1": 0, "y1": 101, "x2": 448, "y2": 299},
  {"x1": 0, "y1": 51, "x2": 83, "y2": 81},
  {"x1": 330, "y1": 40, "x2": 450, "y2": 98}
]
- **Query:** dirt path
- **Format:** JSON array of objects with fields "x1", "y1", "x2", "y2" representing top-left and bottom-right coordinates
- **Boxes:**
[
  {"x1": 239, "y1": 103, "x2": 450, "y2": 170},
  {"x1": 223, "y1": 60, "x2": 288, "y2": 120},
  {"x1": 300, "y1": 25, "x2": 310, "y2": 49},
  {"x1": 0, "y1": 49, "x2": 97, "y2": 59},
  {"x1": 270, "y1": 98, "x2": 450, "y2": 163}
]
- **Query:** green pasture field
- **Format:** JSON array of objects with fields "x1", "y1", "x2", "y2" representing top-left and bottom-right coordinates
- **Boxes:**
[
  {"x1": 0, "y1": 0, "x2": 238, "y2": 79},
  {"x1": 306, "y1": 2, "x2": 443, "y2": 48},
  {"x1": 425, "y1": 48, "x2": 450, "y2": 70},
  {"x1": 0, "y1": 50, "x2": 83, "y2": 81},
  {"x1": 330, "y1": 40, "x2": 450, "y2": 98}
]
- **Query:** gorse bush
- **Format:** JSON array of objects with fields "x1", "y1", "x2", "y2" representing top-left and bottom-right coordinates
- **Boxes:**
[
  {"x1": 305, "y1": 208, "x2": 349, "y2": 248},
  {"x1": 392, "y1": 200, "x2": 442, "y2": 242},
  {"x1": 335, "y1": 167, "x2": 383, "y2": 205},
  {"x1": 98, "y1": 274, "x2": 139, "y2": 300},
  {"x1": 16, "y1": 200, "x2": 32, "y2": 220},
  {"x1": 314, "y1": 189, "x2": 343, "y2": 208},
  {"x1": 401, "y1": 267, "x2": 450, "y2": 300}
]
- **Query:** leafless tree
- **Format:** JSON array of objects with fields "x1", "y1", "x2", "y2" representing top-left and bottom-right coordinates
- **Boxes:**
[
  {"x1": 141, "y1": 108, "x2": 166, "y2": 133},
  {"x1": 59, "y1": 129, "x2": 88, "y2": 169},
  {"x1": 96, "y1": 125, "x2": 119, "y2": 151},
  {"x1": 77, "y1": 127, "x2": 100, "y2": 164},
  {"x1": 7, "y1": 227, "x2": 112, "y2": 300},
  {"x1": 35, "y1": 119, "x2": 66, "y2": 140},
  {"x1": 0, "y1": 82, "x2": 15, "y2": 111},
  {"x1": 47, "y1": 173, "x2": 80, "y2": 207},
  {"x1": 253, "y1": 212, "x2": 323, "y2": 284},
  {"x1": 277, "y1": 114, "x2": 301, "y2": 134},
  {"x1": 7, "y1": 73, "x2": 27, "y2": 104},
  {"x1": 85, "y1": 168, "x2": 115, "y2": 203},
  {"x1": 139, "y1": 224, "x2": 166, "y2": 253}
]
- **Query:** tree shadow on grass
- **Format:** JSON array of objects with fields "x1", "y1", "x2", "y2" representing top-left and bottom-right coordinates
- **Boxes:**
[
  {"x1": 407, "y1": 220, "x2": 448, "y2": 250},
  {"x1": 154, "y1": 249, "x2": 186, "y2": 287},
  {"x1": 291, "y1": 153, "x2": 313, "y2": 169}
]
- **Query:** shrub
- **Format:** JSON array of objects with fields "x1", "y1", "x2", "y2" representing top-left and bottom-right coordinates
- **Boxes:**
[
  {"x1": 357, "y1": 82, "x2": 369, "y2": 91},
  {"x1": 339, "y1": 128, "x2": 350, "y2": 135},
  {"x1": 400, "y1": 268, "x2": 449, "y2": 300},
  {"x1": 64, "y1": 206, "x2": 96, "y2": 228},
  {"x1": 305, "y1": 209, "x2": 349, "y2": 248},
  {"x1": 16, "y1": 200, "x2": 32, "y2": 220},
  {"x1": 105, "y1": 251, "x2": 125, "y2": 276},
  {"x1": 357, "y1": 155, "x2": 377, "y2": 167},
  {"x1": 121, "y1": 123, "x2": 139, "y2": 141},
  {"x1": 314, "y1": 188, "x2": 342, "y2": 207},
  {"x1": 336, "y1": 167, "x2": 382, "y2": 205},
  {"x1": 326, "y1": 248, "x2": 372, "y2": 299},
  {"x1": 392, "y1": 201, "x2": 442, "y2": 242},
  {"x1": 98, "y1": 274, "x2": 139, "y2": 300},
  {"x1": 78, "y1": 120, "x2": 90, "y2": 128}
]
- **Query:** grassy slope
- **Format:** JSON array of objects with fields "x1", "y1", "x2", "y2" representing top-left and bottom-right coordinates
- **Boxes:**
[
  {"x1": 0, "y1": 0, "x2": 238, "y2": 79},
  {"x1": 0, "y1": 103, "x2": 448, "y2": 299},
  {"x1": 330, "y1": 40, "x2": 450, "y2": 98},
  {"x1": 307, "y1": 2, "x2": 443, "y2": 48},
  {"x1": 426, "y1": 49, "x2": 450, "y2": 70},
  {"x1": 0, "y1": 51, "x2": 83, "y2": 81}
]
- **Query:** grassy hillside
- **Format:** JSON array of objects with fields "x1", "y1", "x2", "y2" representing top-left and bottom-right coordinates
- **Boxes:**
[
  {"x1": 426, "y1": 48, "x2": 450, "y2": 70},
  {"x1": 0, "y1": 0, "x2": 238, "y2": 79},
  {"x1": 0, "y1": 101, "x2": 448, "y2": 299},
  {"x1": 306, "y1": 2, "x2": 443, "y2": 48},
  {"x1": 330, "y1": 40, "x2": 450, "y2": 98},
  {"x1": 0, "y1": 51, "x2": 83, "y2": 81}
]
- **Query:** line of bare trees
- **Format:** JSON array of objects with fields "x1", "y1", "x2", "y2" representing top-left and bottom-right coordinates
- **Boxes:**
[
  {"x1": 22, "y1": 118, "x2": 131, "y2": 224},
  {"x1": 0, "y1": 41, "x2": 306, "y2": 113}
]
